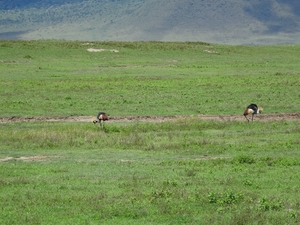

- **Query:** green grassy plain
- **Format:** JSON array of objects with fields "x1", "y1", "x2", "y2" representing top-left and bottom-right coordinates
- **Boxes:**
[
  {"x1": 1, "y1": 40, "x2": 300, "y2": 224},
  {"x1": 1, "y1": 40, "x2": 300, "y2": 116}
]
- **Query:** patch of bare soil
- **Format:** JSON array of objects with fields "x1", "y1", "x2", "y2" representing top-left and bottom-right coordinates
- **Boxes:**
[
  {"x1": 0, "y1": 155, "x2": 59, "y2": 162},
  {"x1": 0, "y1": 113, "x2": 299, "y2": 123},
  {"x1": 87, "y1": 48, "x2": 119, "y2": 52}
]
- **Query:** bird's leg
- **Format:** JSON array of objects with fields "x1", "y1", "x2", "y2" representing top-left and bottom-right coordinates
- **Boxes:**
[
  {"x1": 252, "y1": 114, "x2": 254, "y2": 122},
  {"x1": 244, "y1": 115, "x2": 249, "y2": 122},
  {"x1": 100, "y1": 120, "x2": 105, "y2": 129},
  {"x1": 98, "y1": 120, "x2": 101, "y2": 129}
]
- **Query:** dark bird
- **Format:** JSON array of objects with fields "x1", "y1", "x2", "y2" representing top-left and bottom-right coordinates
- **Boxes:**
[
  {"x1": 92, "y1": 112, "x2": 109, "y2": 126},
  {"x1": 243, "y1": 104, "x2": 263, "y2": 122}
]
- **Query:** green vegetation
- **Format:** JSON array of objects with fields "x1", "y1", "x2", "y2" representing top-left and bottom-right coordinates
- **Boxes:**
[
  {"x1": 1, "y1": 40, "x2": 300, "y2": 224},
  {"x1": 1, "y1": 40, "x2": 300, "y2": 117},
  {"x1": 1, "y1": 119, "x2": 300, "y2": 224}
]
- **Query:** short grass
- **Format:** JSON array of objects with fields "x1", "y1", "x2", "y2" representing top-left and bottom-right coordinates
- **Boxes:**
[
  {"x1": 1, "y1": 40, "x2": 300, "y2": 224},
  {"x1": 1, "y1": 40, "x2": 300, "y2": 117},
  {"x1": 1, "y1": 119, "x2": 300, "y2": 224}
]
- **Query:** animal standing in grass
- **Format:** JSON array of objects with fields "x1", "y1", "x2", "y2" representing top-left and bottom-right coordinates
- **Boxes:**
[
  {"x1": 92, "y1": 112, "x2": 109, "y2": 127},
  {"x1": 243, "y1": 104, "x2": 263, "y2": 122}
]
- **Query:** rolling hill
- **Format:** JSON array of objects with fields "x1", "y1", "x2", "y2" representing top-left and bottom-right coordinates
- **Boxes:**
[{"x1": 0, "y1": 0, "x2": 300, "y2": 45}]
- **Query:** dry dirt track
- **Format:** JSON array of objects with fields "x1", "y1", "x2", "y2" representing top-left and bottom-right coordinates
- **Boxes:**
[{"x1": 1, "y1": 113, "x2": 300, "y2": 123}]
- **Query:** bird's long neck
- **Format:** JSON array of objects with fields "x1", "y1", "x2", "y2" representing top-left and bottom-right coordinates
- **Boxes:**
[{"x1": 257, "y1": 107, "x2": 263, "y2": 114}]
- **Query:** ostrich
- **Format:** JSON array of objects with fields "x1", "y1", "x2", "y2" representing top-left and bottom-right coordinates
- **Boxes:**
[
  {"x1": 92, "y1": 112, "x2": 108, "y2": 127},
  {"x1": 243, "y1": 104, "x2": 263, "y2": 122}
]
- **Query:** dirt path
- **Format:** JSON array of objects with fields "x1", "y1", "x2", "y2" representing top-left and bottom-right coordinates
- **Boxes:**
[{"x1": 1, "y1": 113, "x2": 299, "y2": 123}]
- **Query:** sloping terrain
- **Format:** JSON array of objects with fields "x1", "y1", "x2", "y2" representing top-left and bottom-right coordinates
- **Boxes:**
[{"x1": 1, "y1": 0, "x2": 300, "y2": 44}]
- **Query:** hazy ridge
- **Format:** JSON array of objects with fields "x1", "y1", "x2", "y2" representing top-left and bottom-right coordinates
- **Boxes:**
[{"x1": 1, "y1": 0, "x2": 300, "y2": 44}]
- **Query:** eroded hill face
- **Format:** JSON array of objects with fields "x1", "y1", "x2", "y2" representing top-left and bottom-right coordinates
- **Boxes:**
[{"x1": 1, "y1": 0, "x2": 300, "y2": 45}]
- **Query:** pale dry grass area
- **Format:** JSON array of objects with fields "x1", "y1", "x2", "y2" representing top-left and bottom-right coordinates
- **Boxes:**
[
  {"x1": 87, "y1": 48, "x2": 119, "y2": 52},
  {"x1": 0, "y1": 155, "x2": 59, "y2": 162}
]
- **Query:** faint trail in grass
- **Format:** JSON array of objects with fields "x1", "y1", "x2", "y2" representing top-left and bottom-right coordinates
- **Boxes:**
[{"x1": 1, "y1": 113, "x2": 299, "y2": 123}]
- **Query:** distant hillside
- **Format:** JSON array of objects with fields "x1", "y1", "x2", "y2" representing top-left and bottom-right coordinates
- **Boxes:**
[{"x1": 1, "y1": 0, "x2": 300, "y2": 45}]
